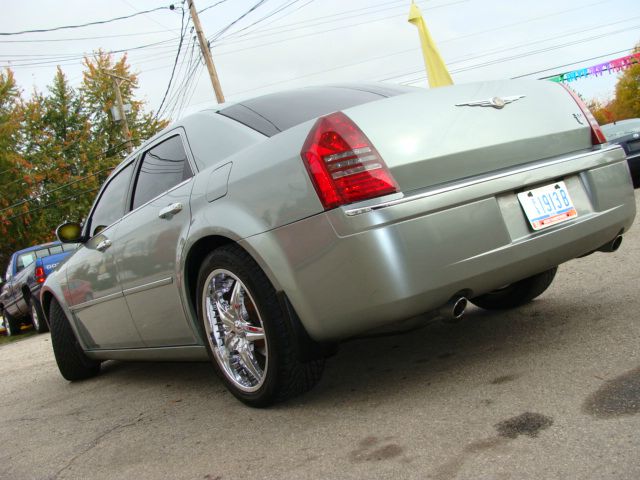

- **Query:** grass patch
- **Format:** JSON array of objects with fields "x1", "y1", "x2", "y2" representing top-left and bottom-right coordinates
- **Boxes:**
[{"x1": 0, "y1": 322, "x2": 36, "y2": 346}]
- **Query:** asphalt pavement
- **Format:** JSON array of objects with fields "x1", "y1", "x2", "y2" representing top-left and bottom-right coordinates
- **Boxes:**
[{"x1": 1, "y1": 192, "x2": 639, "y2": 480}]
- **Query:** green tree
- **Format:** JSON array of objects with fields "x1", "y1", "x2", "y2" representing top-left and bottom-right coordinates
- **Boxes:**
[
  {"x1": 0, "y1": 52, "x2": 168, "y2": 271},
  {"x1": 0, "y1": 69, "x2": 31, "y2": 269},
  {"x1": 81, "y1": 51, "x2": 167, "y2": 157}
]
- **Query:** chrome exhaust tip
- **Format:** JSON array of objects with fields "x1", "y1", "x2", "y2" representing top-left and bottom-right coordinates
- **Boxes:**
[
  {"x1": 439, "y1": 296, "x2": 468, "y2": 322},
  {"x1": 597, "y1": 235, "x2": 623, "y2": 253}
]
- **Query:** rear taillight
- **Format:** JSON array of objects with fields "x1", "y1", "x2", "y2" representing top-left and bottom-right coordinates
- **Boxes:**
[
  {"x1": 560, "y1": 84, "x2": 607, "y2": 145},
  {"x1": 35, "y1": 266, "x2": 45, "y2": 284},
  {"x1": 301, "y1": 111, "x2": 399, "y2": 209}
]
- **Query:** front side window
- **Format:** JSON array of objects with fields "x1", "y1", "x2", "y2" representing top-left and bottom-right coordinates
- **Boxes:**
[
  {"x1": 132, "y1": 135, "x2": 192, "y2": 210},
  {"x1": 89, "y1": 162, "x2": 135, "y2": 237}
]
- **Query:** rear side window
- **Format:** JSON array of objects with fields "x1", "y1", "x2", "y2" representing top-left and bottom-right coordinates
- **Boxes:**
[
  {"x1": 89, "y1": 162, "x2": 135, "y2": 236},
  {"x1": 131, "y1": 135, "x2": 192, "y2": 210}
]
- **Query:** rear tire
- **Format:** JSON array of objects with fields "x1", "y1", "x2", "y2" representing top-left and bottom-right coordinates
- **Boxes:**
[
  {"x1": 30, "y1": 296, "x2": 49, "y2": 333},
  {"x1": 49, "y1": 300, "x2": 100, "y2": 381},
  {"x1": 470, "y1": 267, "x2": 558, "y2": 310},
  {"x1": 2, "y1": 310, "x2": 20, "y2": 336},
  {"x1": 197, "y1": 245, "x2": 324, "y2": 407}
]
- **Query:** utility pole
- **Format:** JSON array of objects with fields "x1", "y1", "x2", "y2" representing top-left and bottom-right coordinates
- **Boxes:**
[
  {"x1": 105, "y1": 71, "x2": 134, "y2": 154},
  {"x1": 188, "y1": 0, "x2": 225, "y2": 103}
]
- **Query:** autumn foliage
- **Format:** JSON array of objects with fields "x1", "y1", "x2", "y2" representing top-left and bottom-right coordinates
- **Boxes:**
[
  {"x1": 589, "y1": 44, "x2": 640, "y2": 125},
  {"x1": 0, "y1": 52, "x2": 168, "y2": 269}
]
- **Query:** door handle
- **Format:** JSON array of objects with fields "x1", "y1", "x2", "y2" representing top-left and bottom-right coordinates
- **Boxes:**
[
  {"x1": 96, "y1": 238, "x2": 112, "y2": 252},
  {"x1": 158, "y1": 202, "x2": 183, "y2": 219}
]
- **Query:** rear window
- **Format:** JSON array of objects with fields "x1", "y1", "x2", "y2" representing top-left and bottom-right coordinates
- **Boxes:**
[{"x1": 218, "y1": 85, "x2": 412, "y2": 137}]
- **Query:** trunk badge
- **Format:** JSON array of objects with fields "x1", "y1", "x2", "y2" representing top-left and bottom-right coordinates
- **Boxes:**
[{"x1": 455, "y1": 95, "x2": 525, "y2": 109}]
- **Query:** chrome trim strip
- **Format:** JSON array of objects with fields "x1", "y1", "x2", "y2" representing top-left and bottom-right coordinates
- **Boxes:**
[
  {"x1": 85, "y1": 345, "x2": 208, "y2": 362},
  {"x1": 70, "y1": 291, "x2": 124, "y2": 312},
  {"x1": 344, "y1": 146, "x2": 621, "y2": 216},
  {"x1": 123, "y1": 277, "x2": 173, "y2": 296}
]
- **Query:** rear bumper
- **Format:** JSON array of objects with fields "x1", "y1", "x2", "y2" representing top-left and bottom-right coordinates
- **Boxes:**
[{"x1": 242, "y1": 145, "x2": 636, "y2": 341}]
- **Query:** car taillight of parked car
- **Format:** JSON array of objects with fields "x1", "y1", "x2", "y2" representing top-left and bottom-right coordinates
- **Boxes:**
[
  {"x1": 301, "y1": 111, "x2": 399, "y2": 209},
  {"x1": 35, "y1": 266, "x2": 45, "y2": 284}
]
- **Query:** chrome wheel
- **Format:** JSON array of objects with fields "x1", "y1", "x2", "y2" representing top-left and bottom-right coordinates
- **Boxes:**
[
  {"x1": 202, "y1": 269, "x2": 268, "y2": 393},
  {"x1": 31, "y1": 302, "x2": 41, "y2": 331}
]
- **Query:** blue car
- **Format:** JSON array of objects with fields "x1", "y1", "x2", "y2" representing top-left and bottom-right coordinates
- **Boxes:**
[{"x1": 0, "y1": 241, "x2": 77, "y2": 335}]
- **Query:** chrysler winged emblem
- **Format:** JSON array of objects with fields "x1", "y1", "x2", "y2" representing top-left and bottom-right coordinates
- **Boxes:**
[{"x1": 455, "y1": 95, "x2": 525, "y2": 109}]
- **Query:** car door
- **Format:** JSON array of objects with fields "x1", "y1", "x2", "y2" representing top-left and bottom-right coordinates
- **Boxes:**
[
  {"x1": 0, "y1": 261, "x2": 16, "y2": 315},
  {"x1": 64, "y1": 161, "x2": 145, "y2": 350},
  {"x1": 113, "y1": 132, "x2": 198, "y2": 347}
]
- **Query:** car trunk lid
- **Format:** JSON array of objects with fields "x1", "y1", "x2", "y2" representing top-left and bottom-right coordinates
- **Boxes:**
[{"x1": 342, "y1": 79, "x2": 594, "y2": 193}]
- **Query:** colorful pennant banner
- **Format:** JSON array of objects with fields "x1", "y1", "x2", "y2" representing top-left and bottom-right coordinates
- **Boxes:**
[{"x1": 547, "y1": 52, "x2": 640, "y2": 83}]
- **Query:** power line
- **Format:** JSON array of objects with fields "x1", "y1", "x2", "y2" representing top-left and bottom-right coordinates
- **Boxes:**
[
  {"x1": 0, "y1": 141, "x2": 132, "y2": 215},
  {"x1": 217, "y1": 0, "x2": 310, "y2": 41},
  {"x1": 513, "y1": 48, "x2": 637, "y2": 80},
  {"x1": 0, "y1": 6, "x2": 176, "y2": 36},
  {"x1": 380, "y1": 17, "x2": 640, "y2": 83},
  {"x1": 156, "y1": 8, "x2": 190, "y2": 118},
  {"x1": 397, "y1": 28, "x2": 640, "y2": 86},
  {"x1": 198, "y1": 0, "x2": 232, "y2": 15},
  {"x1": 2, "y1": 186, "x2": 103, "y2": 222},
  {"x1": 210, "y1": 0, "x2": 271, "y2": 42},
  {"x1": 0, "y1": 29, "x2": 180, "y2": 44},
  {"x1": 1, "y1": 37, "x2": 180, "y2": 68}
]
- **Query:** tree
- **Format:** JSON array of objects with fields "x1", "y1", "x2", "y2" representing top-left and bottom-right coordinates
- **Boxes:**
[
  {"x1": 0, "y1": 52, "x2": 168, "y2": 271},
  {"x1": 0, "y1": 69, "x2": 32, "y2": 269},
  {"x1": 610, "y1": 49, "x2": 640, "y2": 120},
  {"x1": 81, "y1": 51, "x2": 167, "y2": 157},
  {"x1": 589, "y1": 43, "x2": 640, "y2": 124}
]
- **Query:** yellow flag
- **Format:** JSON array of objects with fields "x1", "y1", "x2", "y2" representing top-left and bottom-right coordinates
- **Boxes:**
[{"x1": 408, "y1": 1, "x2": 453, "y2": 88}]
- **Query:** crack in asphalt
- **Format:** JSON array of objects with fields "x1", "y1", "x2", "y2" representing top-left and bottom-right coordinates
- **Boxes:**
[{"x1": 48, "y1": 418, "x2": 143, "y2": 480}]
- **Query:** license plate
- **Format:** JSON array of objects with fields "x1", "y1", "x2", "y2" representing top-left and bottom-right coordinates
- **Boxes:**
[{"x1": 517, "y1": 181, "x2": 577, "y2": 231}]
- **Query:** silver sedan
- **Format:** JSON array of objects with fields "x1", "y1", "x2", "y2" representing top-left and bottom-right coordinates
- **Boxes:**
[{"x1": 42, "y1": 80, "x2": 636, "y2": 406}]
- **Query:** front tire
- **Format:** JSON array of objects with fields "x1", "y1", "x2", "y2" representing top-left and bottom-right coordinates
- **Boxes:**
[
  {"x1": 30, "y1": 296, "x2": 49, "y2": 333},
  {"x1": 470, "y1": 267, "x2": 558, "y2": 310},
  {"x1": 49, "y1": 300, "x2": 100, "y2": 381},
  {"x1": 197, "y1": 245, "x2": 324, "y2": 407}
]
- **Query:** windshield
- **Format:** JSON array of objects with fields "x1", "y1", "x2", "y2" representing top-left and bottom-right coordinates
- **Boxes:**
[{"x1": 601, "y1": 119, "x2": 640, "y2": 141}]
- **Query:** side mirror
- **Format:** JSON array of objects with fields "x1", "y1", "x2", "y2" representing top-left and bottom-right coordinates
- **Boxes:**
[{"x1": 56, "y1": 222, "x2": 85, "y2": 243}]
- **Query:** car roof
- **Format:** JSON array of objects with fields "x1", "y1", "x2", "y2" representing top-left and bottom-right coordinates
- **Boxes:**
[
  {"x1": 14, "y1": 241, "x2": 62, "y2": 256},
  {"x1": 216, "y1": 83, "x2": 417, "y2": 137},
  {"x1": 109, "y1": 82, "x2": 417, "y2": 177}
]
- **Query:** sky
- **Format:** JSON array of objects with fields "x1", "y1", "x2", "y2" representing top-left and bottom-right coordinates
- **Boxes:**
[{"x1": 1, "y1": 0, "x2": 639, "y2": 120}]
